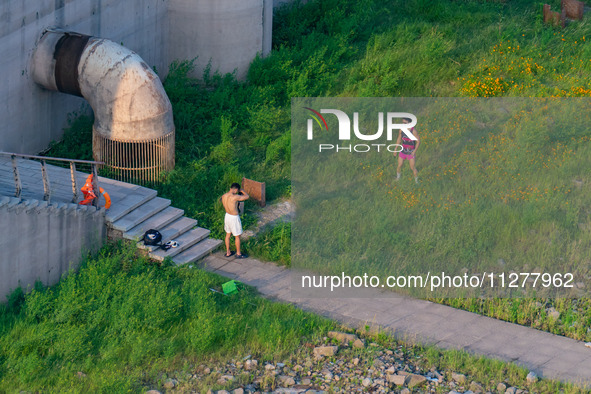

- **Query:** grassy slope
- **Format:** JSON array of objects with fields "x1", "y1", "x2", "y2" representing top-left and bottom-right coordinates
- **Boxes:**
[
  {"x1": 45, "y1": 0, "x2": 591, "y2": 346},
  {"x1": 0, "y1": 243, "x2": 331, "y2": 391},
  {"x1": 0, "y1": 243, "x2": 586, "y2": 393}
]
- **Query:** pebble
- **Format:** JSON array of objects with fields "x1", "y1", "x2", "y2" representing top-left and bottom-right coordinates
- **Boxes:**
[
  {"x1": 245, "y1": 360, "x2": 258, "y2": 370},
  {"x1": 469, "y1": 380, "x2": 484, "y2": 393},
  {"x1": 313, "y1": 345, "x2": 338, "y2": 357},
  {"x1": 150, "y1": 334, "x2": 514, "y2": 393},
  {"x1": 278, "y1": 375, "x2": 296, "y2": 386},
  {"x1": 387, "y1": 374, "x2": 406, "y2": 385},
  {"x1": 433, "y1": 370, "x2": 444, "y2": 382},
  {"x1": 407, "y1": 373, "x2": 427, "y2": 388},
  {"x1": 546, "y1": 307, "x2": 560, "y2": 320},
  {"x1": 353, "y1": 339, "x2": 366, "y2": 349},
  {"x1": 373, "y1": 358, "x2": 385, "y2": 370},
  {"x1": 526, "y1": 371, "x2": 538, "y2": 384},
  {"x1": 451, "y1": 372, "x2": 466, "y2": 384},
  {"x1": 163, "y1": 379, "x2": 177, "y2": 389}
]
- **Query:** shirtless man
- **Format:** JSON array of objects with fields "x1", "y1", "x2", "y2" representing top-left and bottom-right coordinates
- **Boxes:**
[{"x1": 221, "y1": 183, "x2": 250, "y2": 258}]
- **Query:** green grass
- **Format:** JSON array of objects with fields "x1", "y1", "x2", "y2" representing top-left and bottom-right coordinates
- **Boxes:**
[
  {"x1": 292, "y1": 97, "x2": 590, "y2": 293},
  {"x1": 43, "y1": 113, "x2": 94, "y2": 161},
  {"x1": 243, "y1": 222, "x2": 292, "y2": 266},
  {"x1": 0, "y1": 244, "x2": 586, "y2": 392},
  {"x1": 0, "y1": 242, "x2": 331, "y2": 392},
  {"x1": 43, "y1": 0, "x2": 591, "y2": 349}
]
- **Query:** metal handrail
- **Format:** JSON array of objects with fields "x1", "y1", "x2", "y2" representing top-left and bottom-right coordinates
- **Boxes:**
[{"x1": 0, "y1": 151, "x2": 105, "y2": 207}]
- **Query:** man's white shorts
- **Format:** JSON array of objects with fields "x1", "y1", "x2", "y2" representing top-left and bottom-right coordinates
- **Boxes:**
[{"x1": 224, "y1": 213, "x2": 243, "y2": 236}]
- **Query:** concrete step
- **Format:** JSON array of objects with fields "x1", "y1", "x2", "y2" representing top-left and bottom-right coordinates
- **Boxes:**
[
  {"x1": 123, "y1": 206, "x2": 184, "y2": 241},
  {"x1": 111, "y1": 197, "x2": 170, "y2": 232},
  {"x1": 137, "y1": 216, "x2": 198, "y2": 251},
  {"x1": 149, "y1": 227, "x2": 210, "y2": 261},
  {"x1": 0, "y1": 196, "x2": 15, "y2": 206},
  {"x1": 106, "y1": 188, "x2": 158, "y2": 222},
  {"x1": 173, "y1": 238, "x2": 223, "y2": 265},
  {"x1": 2, "y1": 197, "x2": 23, "y2": 208}
]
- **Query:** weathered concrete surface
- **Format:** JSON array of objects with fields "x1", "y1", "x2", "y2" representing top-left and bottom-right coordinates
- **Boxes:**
[
  {"x1": 0, "y1": 0, "x2": 168, "y2": 154},
  {"x1": 1, "y1": 0, "x2": 285, "y2": 155},
  {"x1": 0, "y1": 155, "x2": 222, "y2": 287},
  {"x1": 78, "y1": 38, "x2": 175, "y2": 142},
  {"x1": 29, "y1": 30, "x2": 176, "y2": 182},
  {"x1": 31, "y1": 31, "x2": 175, "y2": 142},
  {"x1": 168, "y1": 0, "x2": 273, "y2": 80},
  {"x1": 0, "y1": 197, "x2": 106, "y2": 300},
  {"x1": 200, "y1": 253, "x2": 591, "y2": 386},
  {"x1": 0, "y1": 0, "x2": 284, "y2": 155}
]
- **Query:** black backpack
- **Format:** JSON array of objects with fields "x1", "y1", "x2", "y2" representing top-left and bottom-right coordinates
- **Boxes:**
[
  {"x1": 143, "y1": 229, "x2": 162, "y2": 245},
  {"x1": 143, "y1": 229, "x2": 173, "y2": 251}
]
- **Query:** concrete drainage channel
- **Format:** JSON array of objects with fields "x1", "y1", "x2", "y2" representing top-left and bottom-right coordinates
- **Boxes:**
[{"x1": 105, "y1": 186, "x2": 222, "y2": 264}]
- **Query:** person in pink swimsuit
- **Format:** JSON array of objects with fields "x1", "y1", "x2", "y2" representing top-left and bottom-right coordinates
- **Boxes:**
[{"x1": 396, "y1": 117, "x2": 420, "y2": 183}]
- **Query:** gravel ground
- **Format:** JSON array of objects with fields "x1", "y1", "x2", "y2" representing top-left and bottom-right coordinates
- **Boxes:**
[{"x1": 146, "y1": 330, "x2": 537, "y2": 394}]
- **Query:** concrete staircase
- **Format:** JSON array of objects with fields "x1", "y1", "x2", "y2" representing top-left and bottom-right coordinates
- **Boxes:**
[
  {"x1": 0, "y1": 155, "x2": 222, "y2": 265},
  {"x1": 102, "y1": 184, "x2": 222, "y2": 265}
]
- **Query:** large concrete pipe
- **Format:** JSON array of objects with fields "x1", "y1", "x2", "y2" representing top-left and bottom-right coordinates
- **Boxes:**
[{"x1": 31, "y1": 29, "x2": 174, "y2": 183}]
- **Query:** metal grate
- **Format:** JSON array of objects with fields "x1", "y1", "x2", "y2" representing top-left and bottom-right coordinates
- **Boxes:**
[{"x1": 93, "y1": 131, "x2": 175, "y2": 184}]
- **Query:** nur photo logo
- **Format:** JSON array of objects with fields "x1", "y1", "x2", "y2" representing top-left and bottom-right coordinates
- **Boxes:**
[{"x1": 304, "y1": 107, "x2": 418, "y2": 153}]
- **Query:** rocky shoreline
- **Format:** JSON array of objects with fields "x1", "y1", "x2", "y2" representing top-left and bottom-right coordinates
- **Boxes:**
[{"x1": 145, "y1": 331, "x2": 537, "y2": 394}]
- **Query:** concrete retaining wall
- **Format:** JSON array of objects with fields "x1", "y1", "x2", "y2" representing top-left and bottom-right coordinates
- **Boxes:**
[
  {"x1": 0, "y1": 0, "x2": 169, "y2": 155},
  {"x1": 0, "y1": 197, "x2": 106, "y2": 300},
  {"x1": 168, "y1": 0, "x2": 273, "y2": 80},
  {"x1": 0, "y1": 0, "x2": 282, "y2": 155}
]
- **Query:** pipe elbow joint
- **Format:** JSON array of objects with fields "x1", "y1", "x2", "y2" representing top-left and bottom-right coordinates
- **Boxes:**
[{"x1": 31, "y1": 30, "x2": 175, "y2": 182}]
